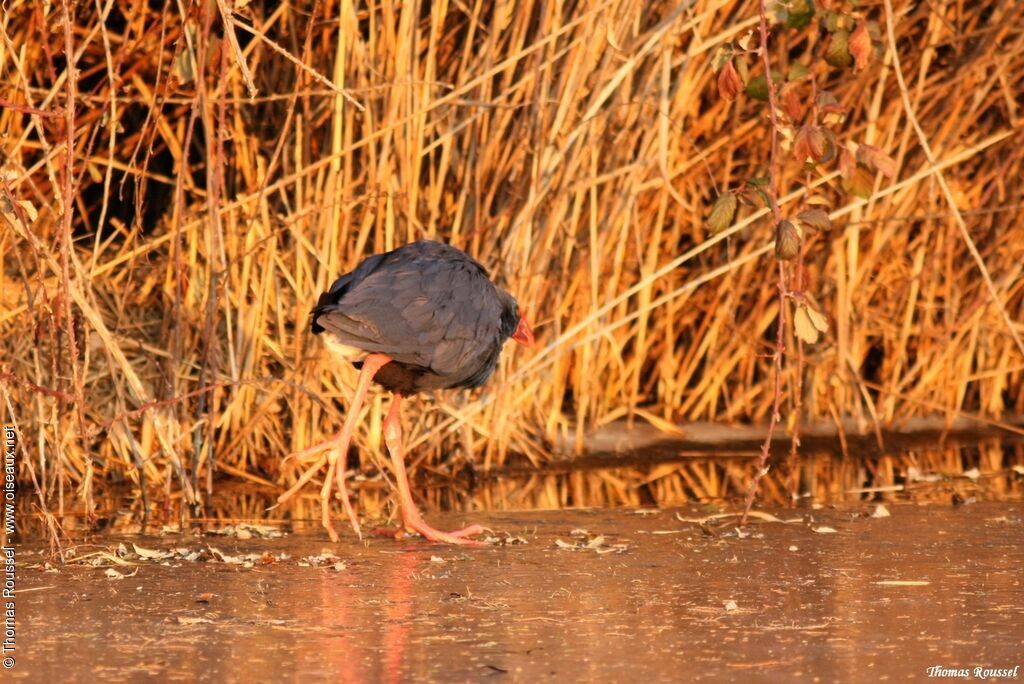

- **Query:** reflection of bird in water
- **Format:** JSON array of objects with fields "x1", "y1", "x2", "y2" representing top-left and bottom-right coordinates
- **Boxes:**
[
  {"x1": 277, "y1": 241, "x2": 533, "y2": 544},
  {"x1": 309, "y1": 549, "x2": 418, "y2": 682}
]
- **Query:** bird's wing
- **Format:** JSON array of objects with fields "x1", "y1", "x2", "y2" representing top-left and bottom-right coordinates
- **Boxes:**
[
  {"x1": 420, "y1": 261, "x2": 503, "y2": 379},
  {"x1": 319, "y1": 254, "x2": 502, "y2": 377},
  {"x1": 310, "y1": 253, "x2": 386, "y2": 334}
]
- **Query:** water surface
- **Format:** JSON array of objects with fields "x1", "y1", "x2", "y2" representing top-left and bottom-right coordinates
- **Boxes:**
[{"x1": 15, "y1": 503, "x2": 1023, "y2": 682}]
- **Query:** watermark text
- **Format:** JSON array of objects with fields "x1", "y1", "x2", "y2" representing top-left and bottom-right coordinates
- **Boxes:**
[
  {"x1": 2, "y1": 425, "x2": 15, "y2": 669},
  {"x1": 927, "y1": 666, "x2": 1020, "y2": 679}
]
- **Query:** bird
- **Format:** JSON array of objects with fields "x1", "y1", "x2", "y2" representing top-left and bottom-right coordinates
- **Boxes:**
[{"x1": 276, "y1": 240, "x2": 534, "y2": 544}]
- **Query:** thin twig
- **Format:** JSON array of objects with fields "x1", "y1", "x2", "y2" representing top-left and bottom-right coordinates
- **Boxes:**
[{"x1": 741, "y1": 0, "x2": 788, "y2": 526}]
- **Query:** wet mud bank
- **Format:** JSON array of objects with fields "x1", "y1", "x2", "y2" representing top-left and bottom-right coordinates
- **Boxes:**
[{"x1": 14, "y1": 503, "x2": 1023, "y2": 681}]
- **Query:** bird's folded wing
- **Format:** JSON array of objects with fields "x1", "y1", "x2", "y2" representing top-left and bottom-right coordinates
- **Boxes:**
[{"x1": 323, "y1": 258, "x2": 501, "y2": 377}]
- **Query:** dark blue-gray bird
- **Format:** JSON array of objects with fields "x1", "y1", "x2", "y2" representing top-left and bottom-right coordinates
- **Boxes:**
[{"x1": 277, "y1": 240, "x2": 533, "y2": 544}]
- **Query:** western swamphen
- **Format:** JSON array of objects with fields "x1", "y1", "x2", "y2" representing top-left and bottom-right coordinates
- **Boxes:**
[{"x1": 277, "y1": 240, "x2": 533, "y2": 544}]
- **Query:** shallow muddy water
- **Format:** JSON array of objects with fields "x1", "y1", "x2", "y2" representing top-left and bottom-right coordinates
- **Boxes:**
[
  {"x1": 13, "y1": 503, "x2": 1023, "y2": 682},
  {"x1": 36, "y1": 430, "x2": 1024, "y2": 537}
]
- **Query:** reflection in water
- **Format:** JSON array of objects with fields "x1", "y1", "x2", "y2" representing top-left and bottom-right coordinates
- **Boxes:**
[
  {"x1": 17, "y1": 437, "x2": 1024, "y2": 535},
  {"x1": 17, "y1": 504, "x2": 1024, "y2": 681},
  {"x1": 382, "y1": 552, "x2": 415, "y2": 684}
]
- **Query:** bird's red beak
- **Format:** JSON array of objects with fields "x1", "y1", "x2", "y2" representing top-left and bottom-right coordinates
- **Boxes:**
[{"x1": 511, "y1": 314, "x2": 534, "y2": 347}]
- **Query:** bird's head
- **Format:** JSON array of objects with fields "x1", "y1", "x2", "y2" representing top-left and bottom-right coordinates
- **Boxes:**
[
  {"x1": 511, "y1": 311, "x2": 534, "y2": 347},
  {"x1": 499, "y1": 293, "x2": 534, "y2": 347}
]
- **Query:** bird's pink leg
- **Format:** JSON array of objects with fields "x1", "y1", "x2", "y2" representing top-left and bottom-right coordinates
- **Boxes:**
[
  {"x1": 383, "y1": 394, "x2": 485, "y2": 545},
  {"x1": 276, "y1": 353, "x2": 392, "y2": 541}
]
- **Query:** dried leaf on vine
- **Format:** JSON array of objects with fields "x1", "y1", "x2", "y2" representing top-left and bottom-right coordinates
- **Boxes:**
[
  {"x1": 781, "y1": 84, "x2": 804, "y2": 122},
  {"x1": 785, "y1": 0, "x2": 815, "y2": 29},
  {"x1": 850, "y1": 22, "x2": 872, "y2": 71},
  {"x1": 767, "y1": 0, "x2": 789, "y2": 25},
  {"x1": 857, "y1": 144, "x2": 898, "y2": 178},
  {"x1": 817, "y1": 91, "x2": 848, "y2": 126},
  {"x1": 797, "y1": 208, "x2": 831, "y2": 232},
  {"x1": 744, "y1": 71, "x2": 781, "y2": 102},
  {"x1": 825, "y1": 30, "x2": 853, "y2": 68},
  {"x1": 818, "y1": 128, "x2": 838, "y2": 163},
  {"x1": 706, "y1": 191, "x2": 738, "y2": 236},
  {"x1": 823, "y1": 11, "x2": 855, "y2": 33},
  {"x1": 806, "y1": 306, "x2": 829, "y2": 334},
  {"x1": 788, "y1": 62, "x2": 810, "y2": 82},
  {"x1": 775, "y1": 220, "x2": 801, "y2": 261},
  {"x1": 794, "y1": 308, "x2": 817, "y2": 344},
  {"x1": 839, "y1": 147, "x2": 856, "y2": 177},
  {"x1": 843, "y1": 165, "x2": 875, "y2": 200},
  {"x1": 741, "y1": 176, "x2": 771, "y2": 209},
  {"x1": 712, "y1": 44, "x2": 735, "y2": 72},
  {"x1": 794, "y1": 304, "x2": 829, "y2": 344},
  {"x1": 794, "y1": 126, "x2": 827, "y2": 164},
  {"x1": 718, "y1": 61, "x2": 742, "y2": 101}
]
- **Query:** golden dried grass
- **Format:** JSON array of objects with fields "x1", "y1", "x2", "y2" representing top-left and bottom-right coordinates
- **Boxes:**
[{"x1": 1, "y1": 0, "x2": 1022, "y2": 525}]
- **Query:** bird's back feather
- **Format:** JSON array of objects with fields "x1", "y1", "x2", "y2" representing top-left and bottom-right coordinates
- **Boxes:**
[{"x1": 311, "y1": 240, "x2": 517, "y2": 392}]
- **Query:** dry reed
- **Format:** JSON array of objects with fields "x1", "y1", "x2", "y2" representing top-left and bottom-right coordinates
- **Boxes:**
[{"x1": 1, "y1": 0, "x2": 1022, "y2": 530}]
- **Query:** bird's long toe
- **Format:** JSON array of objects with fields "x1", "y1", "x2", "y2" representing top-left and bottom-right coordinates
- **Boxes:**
[
  {"x1": 281, "y1": 439, "x2": 335, "y2": 468},
  {"x1": 401, "y1": 517, "x2": 488, "y2": 545},
  {"x1": 275, "y1": 455, "x2": 329, "y2": 505},
  {"x1": 334, "y1": 461, "x2": 362, "y2": 540},
  {"x1": 319, "y1": 459, "x2": 341, "y2": 542},
  {"x1": 275, "y1": 450, "x2": 362, "y2": 541},
  {"x1": 448, "y1": 523, "x2": 488, "y2": 538}
]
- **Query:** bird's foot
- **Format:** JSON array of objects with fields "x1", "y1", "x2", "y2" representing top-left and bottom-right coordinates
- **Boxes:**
[
  {"x1": 274, "y1": 354, "x2": 391, "y2": 542},
  {"x1": 279, "y1": 439, "x2": 335, "y2": 468},
  {"x1": 398, "y1": 515, "x2": 489, "y2": 546},
  {"x1": 274, "y1": 447, "x2": 362, "y2": 542},
  {"x1": 273, "y1": 454, "x2": 328, "y2": 508}
]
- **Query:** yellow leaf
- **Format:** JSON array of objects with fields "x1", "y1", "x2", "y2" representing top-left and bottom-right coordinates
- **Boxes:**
[
  {"x1": 794, "y1": 305, "x2": 819, "y2": 344},
  {"x1": 806, "y1": 305, "x2": 829, "y2": 333},
  {"x1": 17, "y1": 200, "x2": 38, "y2": 222}
]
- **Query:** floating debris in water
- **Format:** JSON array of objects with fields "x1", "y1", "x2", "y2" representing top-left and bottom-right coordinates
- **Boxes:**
[
  {"x1": 483, "y1": 534, "x2": 528, "y2": 545},
  {"x1": 675, "y1": 511, "x2": 802, "y2": 525},
  {"x1": 208, "y1": 547, "x2": 290, "y2": 567},
  {"x1": 131, "y1": 543, "x2": 176, "y2": 560},
  {"x1": 67, "y1": 549, "x2": 134, "y2": 567},
  {"x1": 555, "y1": 529, "x2": 629, "y2": 554},
  {"x1": 64, "y1": 542, "x2": 296, "y2": 569},
  {"x1": 104, "y1": 567, "x2": 138, "y2": 580},
  {"x1": 207, "y1": 523, "x2": 284, "y2": 539},
  {"x1": 298, "y1": 549, "x2": 345, "y2": 569}
]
